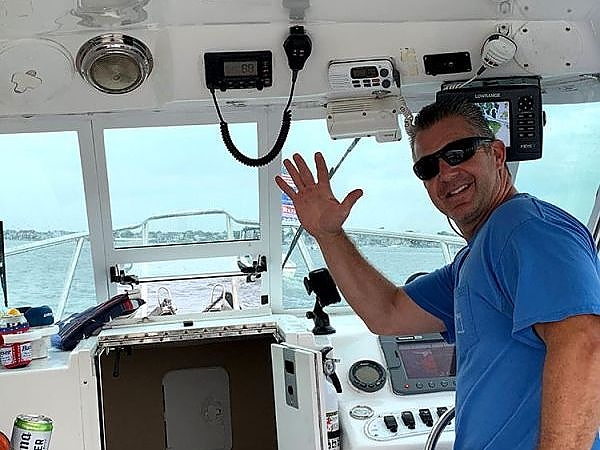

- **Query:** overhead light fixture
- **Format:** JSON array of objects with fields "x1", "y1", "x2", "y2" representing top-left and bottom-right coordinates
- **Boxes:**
[{"x1": 76, "y1": 33, "x2": 153, "y2": 94}]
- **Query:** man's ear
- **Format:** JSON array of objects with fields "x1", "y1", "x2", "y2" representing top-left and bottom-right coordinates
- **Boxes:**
[{"x1": 491, "y1": 140, "x2": 507, "y2": 168}]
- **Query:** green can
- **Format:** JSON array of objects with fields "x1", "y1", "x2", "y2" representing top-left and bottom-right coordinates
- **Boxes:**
[{"x1": 10, "y1": 415, "x2": 53, "y2": 450}]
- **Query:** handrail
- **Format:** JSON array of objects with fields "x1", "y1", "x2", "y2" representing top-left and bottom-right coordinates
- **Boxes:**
[
  {"x1": 345, "y1": 228, "x2": 464, "y2": 266},
  {"x1": 114, "y1": 209, "x2": 260, "y2": 245},
  {"x1": 116, "y1": 209, "x2": 258, "y2": 232},
  {"x1": 5, "y1": 232, "x2": 88, "y2": 320},
  {"x1": 56, "y1": 237, "x2": 85, "y2": 320},
  {"x1": 5, "y1": 231, "x2": 88, "y2": 256},
  {"x1": 424, "y1": 406, "x2": 455, "y2": 450},
  {"x1": 345, "y1": 228, "x2": 464, "y2": 244}
]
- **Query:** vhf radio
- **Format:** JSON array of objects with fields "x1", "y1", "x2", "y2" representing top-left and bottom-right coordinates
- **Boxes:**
[
  {"x1": 204, "y1": 50, "x2": 273, "y2": 91},
  {"x1": 204, "y1": 26, "x2": 311, "y2": 91}
]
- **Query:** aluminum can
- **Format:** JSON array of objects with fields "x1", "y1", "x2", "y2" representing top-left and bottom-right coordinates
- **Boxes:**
[{"x1": 10, "y1": 415, "x2": 52, "y2": 450}]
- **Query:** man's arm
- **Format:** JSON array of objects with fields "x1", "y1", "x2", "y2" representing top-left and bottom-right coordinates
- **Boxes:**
[
  {"x1": 315, "y1": 230, "x2": 444, "y2": 335},
  {"x1": 275, "y1": 152, "x2": 444, "y2": 335},
  {"x1": 535, "y1": 314, "x2": 600, "y2": 450}
]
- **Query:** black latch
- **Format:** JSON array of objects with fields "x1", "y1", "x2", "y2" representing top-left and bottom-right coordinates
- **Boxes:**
[
  {"x1": 109, "y1": 265, "x2": 139, "y2": 286},
  {"x1": 237, "y1": 255, "x2": 267, "y2": 282}
]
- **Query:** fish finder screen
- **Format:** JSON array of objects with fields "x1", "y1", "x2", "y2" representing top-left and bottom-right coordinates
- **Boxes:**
[
  {"x1": 379, "y1": 335, "x2": 456, "y2": 394},
  {"x1": 477, "y1": 101, "x2": 510, "y2": 147},
  {"x1": 398, "y1": 345, "x2": 456, "y2": 378}
]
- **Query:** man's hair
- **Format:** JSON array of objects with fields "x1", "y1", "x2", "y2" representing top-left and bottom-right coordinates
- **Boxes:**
[{"x1": 409, "y1": 96, "x2": 495, "y2": 152}]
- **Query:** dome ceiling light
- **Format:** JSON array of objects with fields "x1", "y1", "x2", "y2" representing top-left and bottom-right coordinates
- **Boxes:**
[{"x1": 76, "y1": 33, "x2": 153, "y2": 94}]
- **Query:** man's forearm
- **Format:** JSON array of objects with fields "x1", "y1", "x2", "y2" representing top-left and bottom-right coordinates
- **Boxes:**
[{"x1": 315, "y1": 231, "x2": 442, "y2": 335}]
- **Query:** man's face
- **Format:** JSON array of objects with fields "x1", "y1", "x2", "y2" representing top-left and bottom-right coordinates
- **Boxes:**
[{"x1": 413, "y1": 116, "x2": 506, "y2": 234}]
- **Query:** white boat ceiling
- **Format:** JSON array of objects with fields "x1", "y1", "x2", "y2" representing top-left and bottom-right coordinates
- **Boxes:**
[{"x1": 0, "y1": 0, "x2": 599, "y2": 116}]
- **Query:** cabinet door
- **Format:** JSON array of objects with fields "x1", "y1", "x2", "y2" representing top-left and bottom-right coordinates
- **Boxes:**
[{"x1": 271, "y1": 343, "x2": 326, "y2": 450}]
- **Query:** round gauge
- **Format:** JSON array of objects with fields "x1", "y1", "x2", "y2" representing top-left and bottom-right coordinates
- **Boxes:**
[
  {"x1": 348, "y1": 360, "x2": 386, "y2": 393},
  {"x1": 349, "y1": 405, "x2": 374, "y2": 420}
]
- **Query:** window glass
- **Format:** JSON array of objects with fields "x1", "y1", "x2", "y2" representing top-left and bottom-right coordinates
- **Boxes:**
[
  {"x1": 516, "y1": 102, "x2": 600, "y2": 224},
  {"x1": 118, "y1": 258, "x2": 263, "y2": 313},
  {"x1": 0, "y1": 131, "x2": 96, "y2": 318},
  {"x1": 280, "y1": 119, "x2": 462, "y2": 310},
  {"x1": 104, "y1": 123, "x2": 259, "y2": 248}
]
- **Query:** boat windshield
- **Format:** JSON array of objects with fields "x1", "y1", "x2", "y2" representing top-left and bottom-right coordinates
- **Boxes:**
[{"x1": 0, "y1": 101, "x2": 599, "y2": 316}]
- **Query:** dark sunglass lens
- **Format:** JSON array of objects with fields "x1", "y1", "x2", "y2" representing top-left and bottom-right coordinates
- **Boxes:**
[
  {"x1": 414, "y1": 156, "x2": 439, "y2": 180},
  {"x1": 444, "y1": 148, "x2": 469, "y2": 166}
]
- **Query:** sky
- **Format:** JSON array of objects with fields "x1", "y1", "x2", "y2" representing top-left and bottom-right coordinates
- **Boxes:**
[{"x1": 0, "y1": 103, "x2": 598, "y2": 233}]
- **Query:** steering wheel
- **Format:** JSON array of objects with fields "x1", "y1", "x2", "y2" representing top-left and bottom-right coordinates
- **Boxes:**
[{"x1": 424, "y1": 406, "x2": 455, "y2": 450}]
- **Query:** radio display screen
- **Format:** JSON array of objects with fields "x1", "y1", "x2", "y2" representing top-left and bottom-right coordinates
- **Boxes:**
[
  {"x1": 350, "y1": 66, "x2": 378, "y2": 79},
  {"x1": 223, "y1": 61, "x2": 258, "y2": 77}
]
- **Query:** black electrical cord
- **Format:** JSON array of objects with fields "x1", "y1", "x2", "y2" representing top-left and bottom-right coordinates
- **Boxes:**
[
  {"x1": 210, "y1": 70, "x2": 298, "y2": 168},
  {"x1": 0, "y1": 221, "x2": 7, "y2": 307}
]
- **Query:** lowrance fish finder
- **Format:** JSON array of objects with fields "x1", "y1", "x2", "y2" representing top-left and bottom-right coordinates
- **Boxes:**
[
  {"x1": 379, "y1": 334, "x2": 456, "y2": 395},
  {"x1": 437, "y1": 76, "x2": 544, "y2": 162}
]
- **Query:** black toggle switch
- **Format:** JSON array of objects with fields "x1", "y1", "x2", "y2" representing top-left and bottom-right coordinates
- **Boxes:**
[
  {"x1": 401, "y1": 411, "x2": 416, "y2": 429},
  {"x1": 419, "y1": 408, "x2": 434, "y2": 427},
  {"x1": 383, "y1": 415, "x2": 398, "y2": 433},
  {"x1": 437, "y1": 406, "x2": 448, "y2": 418}
]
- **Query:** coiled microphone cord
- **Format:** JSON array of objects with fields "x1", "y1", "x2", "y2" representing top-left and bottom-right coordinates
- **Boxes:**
[{"x1": 210, "y1": 71, "x2": 298, "y2": 167}]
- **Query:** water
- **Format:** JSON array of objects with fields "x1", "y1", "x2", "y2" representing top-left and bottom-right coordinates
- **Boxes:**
[
  {"x1": 3, "y1": 239, "x2": 462, "y2": 318},
  {"x1": 3, "y1": 239, "x2": 96, "y2": 318}
]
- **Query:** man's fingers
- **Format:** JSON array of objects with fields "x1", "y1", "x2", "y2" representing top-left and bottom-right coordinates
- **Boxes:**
[
  {"x1": 275, "y1": 175, "x2": 297, "y2": 200},
  {"x1": 341, "y1": 189, "x2": 363, "y2": 212},
  {"x1": 282, "y1": 158, "x2": 304, "y2": 189},
  {"x1": 314, "y1": 152, "x2": 331, "y2": 184},
  {"x1": 293, "y1": 153, "x2": 317, "y2": 186}
]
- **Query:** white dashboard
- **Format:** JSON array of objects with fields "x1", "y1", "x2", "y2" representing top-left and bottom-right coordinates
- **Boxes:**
[{"x1": 327, "y1": 314, "x2": 455, "y2": 450}]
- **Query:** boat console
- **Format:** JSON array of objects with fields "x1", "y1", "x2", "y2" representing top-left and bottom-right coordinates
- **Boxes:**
[{"x1": 0, "y1": 311, "x2": 455, "y2": 450}]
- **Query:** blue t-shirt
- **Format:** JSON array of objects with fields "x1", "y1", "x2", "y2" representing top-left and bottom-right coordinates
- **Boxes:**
[{"x1": 405, "y1": 193, "x2": 600, "y2": 449}]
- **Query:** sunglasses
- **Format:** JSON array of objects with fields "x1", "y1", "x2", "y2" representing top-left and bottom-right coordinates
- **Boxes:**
[{"x1": 413, "y1": 136, "x2": 494, "y2": 181}]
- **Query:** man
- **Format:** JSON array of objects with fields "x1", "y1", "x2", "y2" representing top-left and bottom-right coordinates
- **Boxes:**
[{"x1": 275, "y1": 97, "x2": 600, "y2": 449}]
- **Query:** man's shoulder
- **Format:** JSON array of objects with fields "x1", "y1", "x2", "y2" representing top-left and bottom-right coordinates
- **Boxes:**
[
  {"x1": 489, "y1": 193, "x2": 581, "y2": 230},
  {"x1": 485, "y1": 193, "x2": 594, "y2": 251},
  {"x1": 480, "y1": 193, "x2": 541, "y2": 240}
]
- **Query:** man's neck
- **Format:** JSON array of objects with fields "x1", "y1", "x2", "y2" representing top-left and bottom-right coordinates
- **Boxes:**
[{"x1": 461, "y1": 184, "x2": 518, "y2": 240}]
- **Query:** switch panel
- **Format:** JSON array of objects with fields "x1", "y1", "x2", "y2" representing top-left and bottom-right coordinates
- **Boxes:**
[
  {"x1": 364, "y1": 405, "x2": 454, "y2": 441},
  {"x1": 383, "y1": 415, "x2": 398, "y2": 433},
  {"x1": 419, "y1": 408, "x2": 434, "y2": 427}
]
